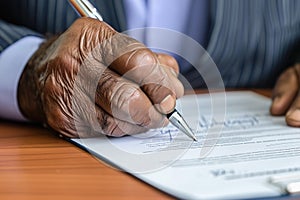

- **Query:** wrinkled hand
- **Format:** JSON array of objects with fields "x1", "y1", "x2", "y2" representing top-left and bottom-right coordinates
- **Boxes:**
[
  {"x1": 270, "y1": 63, "x2": 300, "y2": 126},
  {"x1": 18, "y1": 18, "x2": 184, "y2": 138}
]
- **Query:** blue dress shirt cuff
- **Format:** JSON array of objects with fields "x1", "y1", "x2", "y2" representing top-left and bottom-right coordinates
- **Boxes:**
[{"x1": 0, "y1": 36, "x2": 45, "y2": 121}]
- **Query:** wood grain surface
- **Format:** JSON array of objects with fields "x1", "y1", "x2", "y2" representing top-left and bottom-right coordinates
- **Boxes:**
[{"x1": 0, "y1": 122, "x2": 173, "y2": 200}]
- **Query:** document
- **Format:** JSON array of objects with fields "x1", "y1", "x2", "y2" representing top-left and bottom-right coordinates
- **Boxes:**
[{"x1": 71, "y1": 91, "x2": 300, "y2": 199}]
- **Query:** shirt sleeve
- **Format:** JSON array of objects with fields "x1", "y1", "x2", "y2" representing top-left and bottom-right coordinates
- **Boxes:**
[{"x1": 0, "y1": 36, "x2": 44, "y2": 121}]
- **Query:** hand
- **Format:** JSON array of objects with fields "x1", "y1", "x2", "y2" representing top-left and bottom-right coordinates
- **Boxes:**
[
  {"x1": 270, "y1": 63, "x2": 300, "y2": 126},
  {"x1": 18, "y1": 18, "x2": 184, "y2": 138}
]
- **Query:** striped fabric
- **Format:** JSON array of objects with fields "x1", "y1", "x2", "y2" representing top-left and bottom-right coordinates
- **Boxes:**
[
  {"x1": 215, "y1": 0, "x2": 300, "y2": 88},
  {"x1": 186, "y1": 0, "x2": 300, "y2": 88},
  {"x1": 0, "y1": 0, "x2": 300, "y2": 88},
  {"x1": 0, "y1": 0, "x2": 126, "y2": 52},
  {"x1": 0, "y1": 20, "x2": 41, "y2": 52}
]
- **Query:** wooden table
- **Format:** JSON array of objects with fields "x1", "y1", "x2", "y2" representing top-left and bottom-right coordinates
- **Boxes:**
[{"x1": 0, "y1": 90, "x2": 271, "y2": 200}]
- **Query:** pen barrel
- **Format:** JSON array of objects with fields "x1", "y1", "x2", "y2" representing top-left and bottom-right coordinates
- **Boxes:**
[
  {"x1": 69, "y1": 0, "x2": 88, "y2": 17},
  {"x1": 68, "y1": 0, "x2": 103, "y2": 21}
]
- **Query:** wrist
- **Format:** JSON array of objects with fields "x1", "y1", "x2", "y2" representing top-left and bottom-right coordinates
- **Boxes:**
[{"x1": 18, "y1": 36, "x2": 59, "y2": 122}]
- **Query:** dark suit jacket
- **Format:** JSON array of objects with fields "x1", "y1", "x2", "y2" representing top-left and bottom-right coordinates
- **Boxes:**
[{"x1": 0, "y1": 0, "x2": 300, "y2": 88}]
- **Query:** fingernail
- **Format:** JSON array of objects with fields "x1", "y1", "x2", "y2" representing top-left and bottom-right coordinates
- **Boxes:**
[
  {"x1": 159, "y1": 94, "x2": 175, "y2": 114},
  {"x1": 287, "y1": 109, "x2": 300, "y2": 121}
]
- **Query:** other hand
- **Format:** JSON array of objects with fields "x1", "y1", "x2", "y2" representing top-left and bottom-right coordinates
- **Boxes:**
[
  {"x1": 18, "y1": 18, "x2": 184, "y2": 138},
  {"x1": 270, "y1": 63, "x2": 300, "y2": 126}
]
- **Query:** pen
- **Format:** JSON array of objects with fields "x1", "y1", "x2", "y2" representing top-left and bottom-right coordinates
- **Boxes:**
[
  {"x1": 69, "y1": 0, "x2": 103, "y2": 21},
  {"x1": 68, "y1": 0, "x2": 197, "y2": 141}
]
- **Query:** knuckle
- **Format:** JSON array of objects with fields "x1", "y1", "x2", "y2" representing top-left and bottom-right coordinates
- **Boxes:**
[
  {"x1": 164, "y1": 55, "x2": 179, "y2": 69},
  {"x1": 156, "y1": 53, "x2": 179, "y2": 74},
  {"x1": 110, "y1": 81, "x2": 140, "y2": 111},
  {"x1": 133, "y1": 49, "x2": 157, "y2": 66}
]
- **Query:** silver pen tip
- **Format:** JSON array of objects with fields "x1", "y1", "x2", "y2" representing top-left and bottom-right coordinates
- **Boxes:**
[
  {"x1": 192, "y1": 134, "x2": 198, "y2": 142},
  {"x1": 167, "y1": 110, "x2": 198, "y2": 141},
  {"x1": 185, "y1": 125, "x2": 198, "y2": 142}
]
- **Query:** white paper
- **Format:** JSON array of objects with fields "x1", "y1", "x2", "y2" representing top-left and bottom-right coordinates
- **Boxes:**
[{"x1": 72, "y1": 91, "x2": 300, "y2": 199}]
